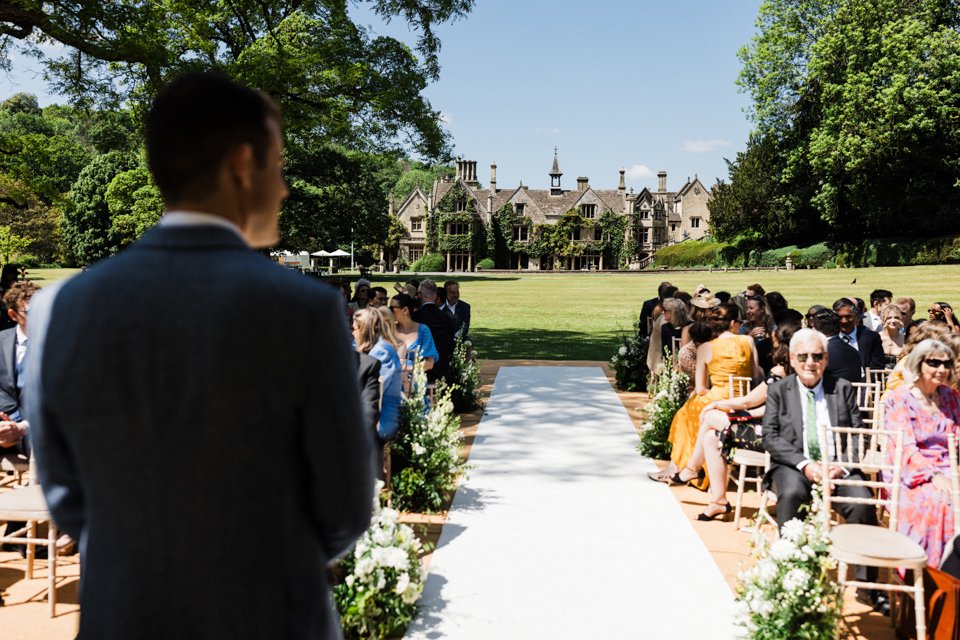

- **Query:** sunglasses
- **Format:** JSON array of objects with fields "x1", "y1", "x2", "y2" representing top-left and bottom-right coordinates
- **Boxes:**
[
  {"x1": 795, "y1": 352, "x2": 825, "y2": 363},
  {"x1": 924, "y1": 358, "x2": 954, "y2": 370}
]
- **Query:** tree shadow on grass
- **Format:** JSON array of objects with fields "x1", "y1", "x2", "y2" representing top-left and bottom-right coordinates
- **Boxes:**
[{"x1": 470, "y1": 327, "x2": 621, "y2": 360}]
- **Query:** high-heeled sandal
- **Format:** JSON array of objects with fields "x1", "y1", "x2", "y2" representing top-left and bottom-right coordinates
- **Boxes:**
[
  {"x1": 669, "y1": 466, "x2": 700, "y2": 486},
  {"x1": 696, "y1": 502, "x2": 732, "y2": 521}
]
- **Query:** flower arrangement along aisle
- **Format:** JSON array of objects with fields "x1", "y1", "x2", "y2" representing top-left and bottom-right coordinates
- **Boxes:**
[
  {"x1": 610, "y1": 318, "x2": 649, "y2": 392},
  {"x1": 734, "y1": 491, "x2": 841, "y2": 640},
  {"x1": 334, "y1": 482, "x2": 425, "y2": 640},
  {"x1": 449, "y1": 337, "x2": 481, "y2": 412},
  {"x1": 636, "y1": 348, "x2": 688, "y2": 459},
  {"x1": 391, "y1": 359, "x2": 467, "y2": 513}
]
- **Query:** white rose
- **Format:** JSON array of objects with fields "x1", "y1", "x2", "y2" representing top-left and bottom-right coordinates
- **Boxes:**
[
  {"x1": 780, "y1": 519, "x2": 805, "y2": 543},
  {"x1": 345, "y1": 574, "x2": 355, "y2": 587},
  {"x1": 783, "y1": 567, "x2": 809, "y2": 593},
  {"x1": 770, "y1": 538, "x2": 797, "y2": 561},
  {"x1": 619, "y1": 346, "x2": 628, "y2": 356},
  {"x1": 756, "y1": 558, "x2": 777, "y2": 585},
  {"x1": 401, "y1": 582, "x2": 421, "y2": 604},
  {"x1": 395, "y1": 572, "x2": 410, "y2": 595},
  {"x1": 356, "y1": 557, "x2": 375, "y2": 578}
]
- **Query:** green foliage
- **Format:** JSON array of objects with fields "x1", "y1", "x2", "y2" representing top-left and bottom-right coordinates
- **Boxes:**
[
  {"x1": 652, "y1": 240, "x2": 732, "y2": 268},
  {"x1": 62, "y1": 150, "x2": 138, "y2": 264},
  {"x1": 732, "y1": 0, "x2": 960, "y2": 244},
  {"x1": 0, "y1": 225, "x2": 31, "y2": 263},
  {"x1": 104, "y1": 163, "x2": 164, "y2": 248},
  {"x1": 790, "y1": 243, "x2": 834, "y2": 268},
  {"x1": 475, "y1": 258, "x2": 494, "y2": 270},
  {"x1": 391, "y1": 361, "x2": 466, "y2": 513},
  {"x1": 489, "y1": 203, "x2": 531, "y2": 266},
  {"x1": 0, "y1": 173, "x2": 66, "y2": 263},
  {"x1": 390, "y1": 162, "x2": 453, "y2": 205},
  {"x1": 834, "y1": 236, "x2": 960, "y2": 267},
  {"x1": 610, "y1": 318, "x2": 649, "y2": 392},
  {"x1": 334, "y1": 498, "x2": 424, "y2": 639},
  {"x1": 449, "y1": 338, "x2": 481, "y2": 412},
  {"x1": 636, "y1": 349, "x2": 688, "y2": 459},
  {"x1": 410, "y1": 252, "x2": 445, "y2": 272},
  {"x1": 280, "y1": 143, "x2": 391, "y2": 251}
]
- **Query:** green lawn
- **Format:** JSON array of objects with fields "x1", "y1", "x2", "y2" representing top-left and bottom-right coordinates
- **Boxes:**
[
  {"x1": 32, "y1": 265, "x2": 960, "y2": 361},
  {"x1": 368, "y1": 266, "x2": 960, "y2": 360}
]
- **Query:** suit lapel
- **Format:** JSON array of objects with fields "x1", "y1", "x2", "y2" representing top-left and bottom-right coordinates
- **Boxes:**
[
  {"x1": 782, "y1": 376, "x2": 803, "y2": 441},
  {"x1": 0, "y1": 330, "x2": 15, "y2": 391}
]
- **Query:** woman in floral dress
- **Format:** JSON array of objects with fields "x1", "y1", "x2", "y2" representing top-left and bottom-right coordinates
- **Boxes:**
[{"x1": 883, "y1": 338, "x2": 960, "y2": 568}]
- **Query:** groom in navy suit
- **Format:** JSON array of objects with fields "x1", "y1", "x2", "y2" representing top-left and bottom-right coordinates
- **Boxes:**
[{"x1": 26, "y1": 73, "x2": 374, "y2": 640}]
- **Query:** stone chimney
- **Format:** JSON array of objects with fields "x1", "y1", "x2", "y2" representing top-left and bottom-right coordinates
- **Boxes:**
[
  {"x1": 657, "y1": 171, "x2": 667, "y2": 194},
  {"x1": 490, "y1": 162, "x2": 497, "y2": 192},
  {"x1": 618, "y1": 168, "x2": 626, "y2": 193},
  {"x1": 577, "y1": 177, "x2": 589, "y2": 192},
  {"x1": 456, "y1": 159, "x2": 479, "y2": 187}
]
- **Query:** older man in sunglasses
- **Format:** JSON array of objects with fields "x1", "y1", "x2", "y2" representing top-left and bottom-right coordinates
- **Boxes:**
[{"x1": 761, "y1": 328, "x2": 888, "y2": 613}]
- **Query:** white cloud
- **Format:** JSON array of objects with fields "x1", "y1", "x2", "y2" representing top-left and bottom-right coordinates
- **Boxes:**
[
  {"x1": 438, "y1": 112, "x2": 453, "y2": 124},
  {"x1": 624, "y1": 164, "x2": 654, "y2": 180},
  {"x1": 683, "y1": 139, "x2": 731, "y2": 153}
]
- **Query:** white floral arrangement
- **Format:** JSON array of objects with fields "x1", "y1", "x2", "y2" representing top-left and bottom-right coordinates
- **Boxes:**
[
  {"x1": 392, "y1": 358, "x2": 467, "y2": 512},
  {"x1": 734, "y1": 491, "x2": 841, "y2": 639},
  {"x1": 450, "y1": 337, "x2": 481, "y2": 411},
  {"x1": 611, "y1": 318, "x2": 649, "y2": 391},
  {"x1": 636, "y1": 348, "x2": 688, "y2": 459},
  {"x1": 334, "y1": 482, "x2": 425, "y2": 639}
]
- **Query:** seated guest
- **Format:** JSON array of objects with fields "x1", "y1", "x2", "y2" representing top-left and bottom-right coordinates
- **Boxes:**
[
  {"x1": 683, "y1": 295, "x2": 720, "y2": 346},
  {"x1": 765, "y1": 291, "x2": 789, "y2": 326},
  {"x1": 743, "y1": 295, "x2": 774, "y2": 373},
  {"x1": 639, "y1": 282, "x2": 675, "y2": 339},
  {"x1": 896, "y1": 297, "x2": 916, "y2": 327},
  {"x1": 413, "y1": 280, "x2": 455, "y2": 383},
  {"x1": 865, "y1": 289, "x2": 893, "y2": 331},
  {"x1": 930, "y1": 302, "x2": 960, "y2": 333},
  {"x1": 878, "y1": 303, "x2": 905, "y2": 365},
  {"x1": 348, "y1": 278, "x2": 371, "y2": 312},
  {"x1": 886, "y1": 321, "x2": 951, "y2": 393},
  {"x1": 368, "y1": 286, "x2": 388, "y2": 308},
  {"x1": 660, "y1": 297, "x2": 690, "y2": 357},
  {"x1": 442, "y1": 280, "x2": 471, "y2": 340},
  {"x1": 762, "y1": 328, "x2": 886, "y2": 612},
  {"x1": 675, "y1": 320, "x2": 713, "y2": 397},
  {"x1": 352, "y1": 308, "x2": 403, "y2": 443},
  {"x1": 834, "y1": 297, "x2": 885, "y2": 372},
  {"x1": 648, "y1": 303, "x2": 760, "y2": 487},
  {"x1": 883, "y1": 339, "x2": 960, "y2": 569},
  {"x1": 813, "y1": 308, "x2": 863, "y2": 383},
  {"x1": 391, "y1": 293, "x2": 438, "y2": 389},
  {"x1": 678, "y1": 322, "x2": 798, "y2": 520}
]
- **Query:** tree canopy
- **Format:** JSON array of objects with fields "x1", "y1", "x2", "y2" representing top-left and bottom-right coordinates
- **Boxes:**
[{"x1": 710, "y1": 0, "x2": 960, "y2": 245}]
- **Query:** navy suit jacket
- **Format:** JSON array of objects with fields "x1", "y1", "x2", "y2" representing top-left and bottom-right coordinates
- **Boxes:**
[
  {"x1": 413, "y1": 302, "x2": 455, "y2": 383},
  {"x1": 826, "y1": 335, "x2": 864, "y2": 383},
  {"x1": 26, "y1": 224, "x2": 374, "y2": 640},
  {"x1": 851, "y1": 327, "x2": 886, "y2": 371},
  {"x1": 0, "y1": 327, "x2": 20, "y2": 416},
  {"x1": 443, "y1": 300, "x2": 471, "y2": 339}
]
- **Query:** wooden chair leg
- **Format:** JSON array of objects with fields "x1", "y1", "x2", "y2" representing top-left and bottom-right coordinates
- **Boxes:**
[
  {"x1": 26, "y1": 521, "x2": 35, "y2": 579},
  {"x1": 48, "y1": 524, "x2": 56, "y2": 617},
  {"x1": 913, "y1": 569, "x2": 926, "y2": 640},
  {"x1": 734, "y1": 462, "x2": 748, "y2": 530}
]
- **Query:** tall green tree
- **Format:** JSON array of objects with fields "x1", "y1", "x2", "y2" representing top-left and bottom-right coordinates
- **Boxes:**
[{"x1": 734, "y1": 0, "x2": 960, "y2": 242}]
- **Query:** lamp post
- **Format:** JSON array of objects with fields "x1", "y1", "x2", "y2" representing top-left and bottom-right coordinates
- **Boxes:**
[{"x1": 350, "y1": 226, "x2": 354, "y2": 271}]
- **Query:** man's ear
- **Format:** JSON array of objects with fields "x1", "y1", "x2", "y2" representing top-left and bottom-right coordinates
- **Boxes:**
[
  {"x1": 225, "y1": 143, "x2": 255, "y2": 191},
  {"x1": 6, "y1": 308, "x2": 15, "y2": 323}
]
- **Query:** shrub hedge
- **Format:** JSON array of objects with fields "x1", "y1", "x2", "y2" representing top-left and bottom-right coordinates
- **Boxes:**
[
  {"x1": 411, "y1": 252, "x2": 445, "y2": 272},
  {"x1": 475, "y1": 257, "x2": 494, "y2": 270}
]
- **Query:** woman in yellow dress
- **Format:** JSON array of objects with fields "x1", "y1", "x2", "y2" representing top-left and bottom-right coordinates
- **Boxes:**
[{"x1": 649, "y1": 302, "x2": 760, "y2": 488}]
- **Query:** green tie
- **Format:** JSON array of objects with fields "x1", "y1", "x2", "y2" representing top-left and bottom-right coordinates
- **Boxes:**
[{"x1": 806, "y1": 389, "x2": 821, "y2": 461}]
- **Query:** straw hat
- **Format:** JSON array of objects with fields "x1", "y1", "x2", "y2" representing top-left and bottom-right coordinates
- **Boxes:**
[{"x1": 690, "y1": 295, "x2": 721, "y2": 309}]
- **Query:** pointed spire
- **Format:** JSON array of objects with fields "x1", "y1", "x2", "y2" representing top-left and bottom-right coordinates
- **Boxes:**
[
  {"x1": 549, "y1": 147, "x2": 562, "y2": 194},
  {"x1": 550, "y1": 146, "x2": 562, "y2": 177}
]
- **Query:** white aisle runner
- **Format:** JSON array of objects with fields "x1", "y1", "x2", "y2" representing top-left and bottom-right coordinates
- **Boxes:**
[{"x1": 405, "y1": 366, "x2": 735, "y2": 639}]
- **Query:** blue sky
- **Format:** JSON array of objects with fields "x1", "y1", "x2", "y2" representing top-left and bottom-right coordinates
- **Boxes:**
[{"x1": 0, "y1": 0, "x2": 764, "y2": 192}]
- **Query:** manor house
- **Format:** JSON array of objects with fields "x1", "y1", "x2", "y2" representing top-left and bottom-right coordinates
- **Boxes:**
[{"x1": 390, "y1": 151, "x2": 711, "y2": 271}]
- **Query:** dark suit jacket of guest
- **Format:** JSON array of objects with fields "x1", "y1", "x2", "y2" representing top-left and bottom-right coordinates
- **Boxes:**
[
  {"x1": 850, "y1": 326, "x2": 886, "y2": 371},
  {"x1": 413, "y1": 302, "x2": 456, "y2": 383},
  {"x1": 0, "y1": 327, "x2": 21, "y2": 415},
  {"x1": 355, "y1": 351, "x2": 381, "y2": 440},
  {"x1": 26, "y1": 225, "x2": 374, "y2": 640},
  {"x1": 761, "y1": 374, "x2": 865, "y2": 486},
  {"x1": 443, "y1": 300, "x2": 471, "y2": 338},
  {"x1": 639, "y1": 297, "x2": 659, "y2": 338},
  {"x1": 826, "y1": 335, "x2": 864, "y2": 383}
]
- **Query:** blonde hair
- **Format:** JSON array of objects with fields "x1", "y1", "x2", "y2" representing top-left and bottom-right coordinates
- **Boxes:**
[
  {"x1": 352, "y1": 308, "x2": 380, "y2": 354},
  {"x1": 373, "y1": 306, "x2": 403, "y2": 351},
  {"x1": 880, "y1": 303, "x2": 902, "y2": 322}
]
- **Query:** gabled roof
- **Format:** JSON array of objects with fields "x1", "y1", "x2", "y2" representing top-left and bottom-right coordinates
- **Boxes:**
[
  {"x1": 396, "y1": 185, "x2": 429, "y2": 214},
  {"x1": 676, "y1": 175, "x2": 711, "y2": 199}
]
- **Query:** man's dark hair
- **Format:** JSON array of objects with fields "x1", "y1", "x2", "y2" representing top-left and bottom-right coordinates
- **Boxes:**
[
  {"x1": 370, "y1": 286, "x2": 387, "y2": 298},
  {"x1": 765, "y1": 291, "x2": 788, "y2": 315},
  {"x1": 813, "y1": 309, "x2": 840, "y2": 336},
  {"x1": 777, "y1": 308, "x2": 804, "y2": 327},
  {"x1": 832, "y1": 298, "x2": 856, "y2": 313},
  {"x1": 714, "y1": 291, "x2": 731, "y2": 304},
  {"x1": 657, "y1": 282, "x2": 675, "y2": 300},
  {"x1": 870, "y1": 289, "x2": 893, "y2": 307},
  {"x1": 443, "y1": 280, "x2": 459, "y2": 291},
  {"x1": 746, "y1": 283, "x2": 766, "y2": 297},
  {"x1": 146, "y1": 72, "x2": 281, "y2": 204}
]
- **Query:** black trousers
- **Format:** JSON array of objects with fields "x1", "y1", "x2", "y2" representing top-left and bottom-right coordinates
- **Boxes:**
[{"x1": 770, "y1": 464, "x2": 878, "y2": 582}]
